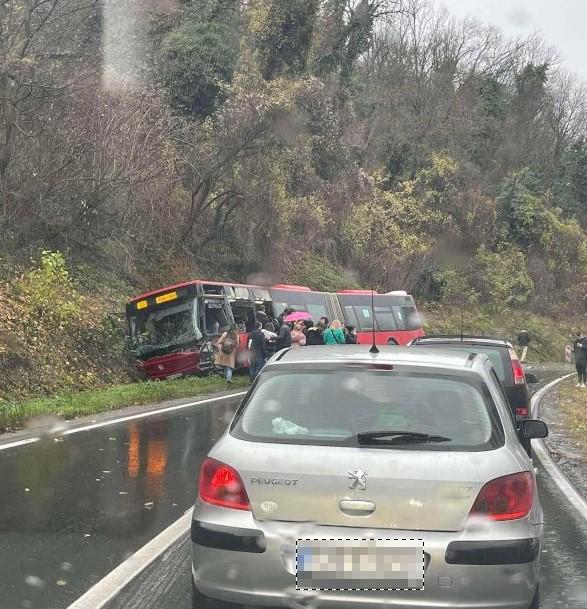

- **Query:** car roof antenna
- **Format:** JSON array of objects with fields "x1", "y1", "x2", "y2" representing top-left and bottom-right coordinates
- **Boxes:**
[{"x1": 370, "y1": 286, "x2": 379, "y2": 354}]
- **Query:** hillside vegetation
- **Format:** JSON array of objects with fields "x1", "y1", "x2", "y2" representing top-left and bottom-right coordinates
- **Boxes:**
[{"x1": 2, "y1": 0, "x2": 587, "y2": 402}]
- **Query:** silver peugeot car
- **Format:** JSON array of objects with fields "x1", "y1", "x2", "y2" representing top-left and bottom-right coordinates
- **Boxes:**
[{"x1": 191, "y1": 346, "x2": 548, "y2": 609}]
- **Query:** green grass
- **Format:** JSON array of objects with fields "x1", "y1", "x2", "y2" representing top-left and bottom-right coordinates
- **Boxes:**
[
  {"x1": 0, "y1": 374, "x2": 249, "y2": 433},
  {"x1": 555, "y1": 377, "x2": 587, "y2": 459},
  {"x1": 424, "y1": 307, "x2": 580, "y2": 363}
]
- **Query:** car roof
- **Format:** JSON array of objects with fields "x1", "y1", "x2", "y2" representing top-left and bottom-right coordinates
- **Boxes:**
[
  {"x1": 412, "y1": 335, "x2": 512, "y2": 348},
  {"x1": 269, "y1": 345, "x2": 485, "y2": 372}
]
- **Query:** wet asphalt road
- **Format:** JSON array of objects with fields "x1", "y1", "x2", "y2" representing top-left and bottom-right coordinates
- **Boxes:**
[
  {"x1": 0, "y1": 395, "x2": 241, "y2": 609},
  {"x1": 1, "y1": 367, "x2": 587, "y2": 609}
]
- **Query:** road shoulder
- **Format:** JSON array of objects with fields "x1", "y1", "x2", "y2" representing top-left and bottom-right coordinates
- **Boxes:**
[
  {"x1": 539, "y1": 378, "x2": 587, "y2": 502},
  {"x1": 0, "y1": 387, "x2": 246, "y2": 448}
]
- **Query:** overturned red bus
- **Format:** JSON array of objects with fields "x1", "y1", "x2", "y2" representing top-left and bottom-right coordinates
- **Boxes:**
[{"x1": 125, "y1": 280, "x2": 424, "y2": 380}]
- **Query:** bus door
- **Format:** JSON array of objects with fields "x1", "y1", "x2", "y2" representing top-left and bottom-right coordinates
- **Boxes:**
[
  {"x1": 198, "y1": 284, "x2": 233, "y2": 337},
  {"x1": 250, "y1": 287, "x2": 273, "y2": 322}
]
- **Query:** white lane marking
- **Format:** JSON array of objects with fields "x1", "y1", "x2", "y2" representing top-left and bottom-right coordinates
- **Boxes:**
[
  {"x1": 532, "y1": 374, "x2": 587, "y2": 523},
  {"x1": 0, "y1": 437, "x2": 40, "y2": 451},
  {"x1": 67, "y1": 510, "x2": 192, "y2": 609},
  {"x1": 61, "y1": 392, "x2": 247, "y2": 435},
  {"x1": 0, "y1": 392, "x2": 246, "y2": 452}
]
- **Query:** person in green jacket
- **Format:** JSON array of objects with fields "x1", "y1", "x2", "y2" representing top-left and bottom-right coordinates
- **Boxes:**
[{"x1": 323, "y1": 320, "x2": 346, "y2": 345}]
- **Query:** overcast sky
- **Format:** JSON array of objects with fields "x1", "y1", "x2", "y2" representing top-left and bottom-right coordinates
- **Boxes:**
[{"x1": 435, "y1": 0, "x2": 587, "y2": 81}]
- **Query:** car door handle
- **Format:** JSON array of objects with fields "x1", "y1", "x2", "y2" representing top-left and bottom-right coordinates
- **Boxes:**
[{"x1": 339, "y1": 500, "x2": 376, "y2": 515}]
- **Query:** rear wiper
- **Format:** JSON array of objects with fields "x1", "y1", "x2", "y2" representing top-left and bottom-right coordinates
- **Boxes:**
[{"x1": 357, "y1": 431, "x2": 451, "y2": 445}]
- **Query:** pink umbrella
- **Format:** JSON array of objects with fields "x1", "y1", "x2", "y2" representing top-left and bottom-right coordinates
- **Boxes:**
[{"x1": 284, "y1": 311, "x2": 313, "y2": 322}]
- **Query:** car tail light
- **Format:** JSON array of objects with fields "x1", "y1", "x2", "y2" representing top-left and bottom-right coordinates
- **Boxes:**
[
  {"x1": 469, "y1": 472, "x2": 534, "y2": 521},
  {"x1": 199, "y1": 458, "x2": 251, "y2": 511},
  {"x1": 508, "y1": 347, "x2": 525, "y2": 385},
  {"x1": 516, "y1": 406, "x2": 529, "y2": 417}
]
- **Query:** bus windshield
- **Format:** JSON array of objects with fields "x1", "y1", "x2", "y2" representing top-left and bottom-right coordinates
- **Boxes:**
[{"x1": 129, "y1": 299, "x2": 203, "y2": 357}]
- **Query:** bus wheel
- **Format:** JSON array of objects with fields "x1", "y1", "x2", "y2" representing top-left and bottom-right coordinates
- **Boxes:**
[{"x1": 387, "y1": 338, "x2": 398, "y2": 346}]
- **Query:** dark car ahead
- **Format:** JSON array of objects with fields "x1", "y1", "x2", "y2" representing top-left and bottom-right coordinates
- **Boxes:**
[{"x1": 408, "y1": 336, "x2": 538, "y2": 452}]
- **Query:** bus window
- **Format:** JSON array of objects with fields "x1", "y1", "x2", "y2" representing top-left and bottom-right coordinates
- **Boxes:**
[
  {"x1": 343, "y1": 305, "x2": 398, "y2": 331},
  {"x1": 374, "y1": 306, "x2": 398, "y2": 331},
  {"x1": 251, "y1": 288, "x2": 271, "y2": 301},
  {"x1": 402, "y1": 305, "x2": 421, "y2": 330},
  {"x1": 203, "y1": 300, "x2": 230, "y2": 336},
  {"x1": 342, "y1": 306, "x2": 359, "y2": 328},
  {"x1": 338, "y1": 294, "x2": 407, "y2": 332},
  {"x1": 269, "y1": 289, "x2": 329, "y2": 320}
]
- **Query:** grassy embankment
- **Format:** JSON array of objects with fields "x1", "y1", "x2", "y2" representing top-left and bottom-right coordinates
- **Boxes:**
[
  {"x1": 0, "y1": 375, "x2": 249, "y2": 434},
  {"x1": 424, "y1": 307, "x2": 579, "y2": 363},
  {"x1": 554, "y1": 378, "x2": 587, "y2": 460},
  {"x1": 1, "y1": 249, "x2": 582, "y2": 434}
]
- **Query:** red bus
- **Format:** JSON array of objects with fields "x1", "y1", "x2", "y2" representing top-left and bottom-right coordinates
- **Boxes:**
[{"x1": 126, "y1": 281, "x2": 424, "y2": 380}]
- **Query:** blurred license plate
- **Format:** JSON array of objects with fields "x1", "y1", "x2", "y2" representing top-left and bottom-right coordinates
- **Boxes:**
[{"x1": 296, "y1": 539, "x2": 424, "y2": 591}]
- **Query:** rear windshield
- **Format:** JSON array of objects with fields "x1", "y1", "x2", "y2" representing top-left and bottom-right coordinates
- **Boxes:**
[
  {"x1": 413, "y1": 344, "x2": 510, "y2": 383},
  {"x1": 232, "y1": 367, "x2": 504, "y2": 451}
]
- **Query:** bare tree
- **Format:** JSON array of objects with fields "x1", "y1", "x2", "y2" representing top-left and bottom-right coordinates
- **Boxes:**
[{"x1": 0, "y1": 0, "x2": 98, "y2": 194}]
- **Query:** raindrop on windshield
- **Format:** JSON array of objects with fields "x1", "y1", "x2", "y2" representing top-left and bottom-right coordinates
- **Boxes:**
[
  {"x1": 342, "y1": 376, "x2": 362, "y2": 393},
  {"x1": 24, "y1": 575, "x2": 45, "y2": 589},
  {"x1": 262, "y1": 399, "x2": 281, "y2": 414},
  {"x1": 25, "y1": 415, "x2": 66, "y2": 439}
]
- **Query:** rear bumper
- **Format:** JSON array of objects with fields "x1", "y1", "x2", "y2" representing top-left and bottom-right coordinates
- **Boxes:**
[{"x1": 191, "y1": 505, "x2": 542, "y2": 609}]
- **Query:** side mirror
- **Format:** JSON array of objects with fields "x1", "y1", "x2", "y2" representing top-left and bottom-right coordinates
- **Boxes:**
[
  {"x1": 524, "y1": 372, "x2": 539, "y2": 384},
  {"x1": 520, "y1": 419, "x2": 548, "y2": 440}
]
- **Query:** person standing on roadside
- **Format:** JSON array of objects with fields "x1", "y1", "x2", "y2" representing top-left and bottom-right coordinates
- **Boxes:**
[
  {"x1": 323, "y1": 320, "x2": 346, "y2": 345},
  {"x1": 573, "y1": 332, "x2": 587, "y2": 388},
  {"x1": 215, "y1": 325, "x2": 238, "y2": 383},
  {"x1": 345, "y1": 325, "x2": 358, "y2": 344},
  {"x1": 291, "y1": 323, "x2": 306, "y2": 348},
  {"x1": 306, "y1": 321, "x2": 325, "y2": 345},
  {"x1": 276, "y1": 319, "x2": 292, "y2": 351},
  {"x1": 263, "y1": 322, "x2": 278, "y2": 358},
  {"x1": 278, "y1": 307, "x2": 295, "y2": 327},
  {"x1": 248, "y1": 321, "x2": 268, "y2": 382},
  {"x1": 517, "y1": 330, "x2": 530, "y2": 363}
]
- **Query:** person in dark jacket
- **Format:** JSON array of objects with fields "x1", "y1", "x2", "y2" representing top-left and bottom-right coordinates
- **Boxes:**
[
  {"x1": 255, "y1": 310, "x2": 269, "y2": 326},
  {"x1": 306, "y1": 322, "x2": 325, "y2": 345},
  {"x1": 573, "y1": 332, "x2": 587, "y2": 388},
  {"x1": 275, "y1": 321, "x2": 292, "y2": 351},
  {"x1": 278, "y1": 307, "x2": 295, "y2": 327},
  {"x1": 263, "y1": 322, "x2": 278, "y2": 357},
  {"x1": 517, "y1": 330, "x2": 530, "y2": 363},
  {"x1": 345, "y1": 325, "x2": 357, "y2": 344},
  {"x1": 248, "y1": 321, "x2": 268, "y2": 381}
]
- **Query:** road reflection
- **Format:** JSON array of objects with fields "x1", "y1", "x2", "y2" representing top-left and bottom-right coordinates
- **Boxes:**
[{"x1": 0, "y1": 396, "x2": 240, "y2": 609}]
